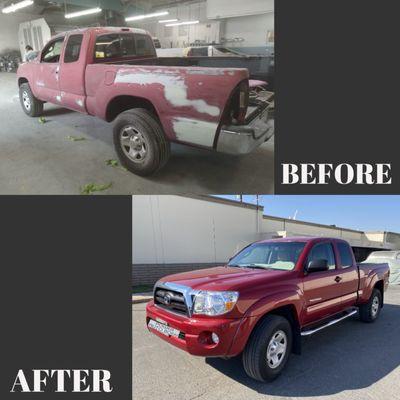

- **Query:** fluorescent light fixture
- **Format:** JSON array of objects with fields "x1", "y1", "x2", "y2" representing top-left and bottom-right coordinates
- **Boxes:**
[
  {"x1": 65, "y1": 7, "x2": 102, "y2": 19},
  {"x1": 2, "y1": 0, "x2": 33, "y2": 14},
  {"x1": 125, "y1": 11, "x2": 168, "y2": 22},
  {"x1": 158, "y1": 18, "x2": 178, "y2": 23},
  {"x1": 166, "y1": 20, "x2": 200, "y2": 27}
]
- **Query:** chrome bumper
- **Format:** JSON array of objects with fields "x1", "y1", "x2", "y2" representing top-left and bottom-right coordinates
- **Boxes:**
[{"x1": 216, "y1": 107, "x2": 274, "y2": 155}]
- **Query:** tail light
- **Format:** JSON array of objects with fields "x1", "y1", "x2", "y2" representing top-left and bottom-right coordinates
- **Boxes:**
[{"x1": 236, "y1": 81, "x2": 249, "y2": 124}]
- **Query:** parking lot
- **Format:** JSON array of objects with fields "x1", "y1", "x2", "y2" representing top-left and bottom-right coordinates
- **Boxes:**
[{"x1": 133, "y1": 285, "x2": 400, "y2": 400}]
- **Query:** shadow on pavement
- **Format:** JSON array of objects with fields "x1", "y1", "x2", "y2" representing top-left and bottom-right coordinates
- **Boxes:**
[{"x1": 206, "y1": 304, "x2": 400, "y2": 396}]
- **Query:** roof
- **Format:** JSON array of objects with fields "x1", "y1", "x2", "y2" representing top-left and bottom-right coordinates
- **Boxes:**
[
  {"x1": 53, "y1": 26, "x2": 148, "y2": 39},
  {"x1": 263, "y1": 214, "x2": 363, "y2": 234},
  {"x1": 256, "y1": 236, "x2": 347, "y2": 244}
]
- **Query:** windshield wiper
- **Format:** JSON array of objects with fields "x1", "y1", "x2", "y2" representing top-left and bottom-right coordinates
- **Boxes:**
[{"x1": 229, "y1": 264, "x2": 270, "y2": 269}]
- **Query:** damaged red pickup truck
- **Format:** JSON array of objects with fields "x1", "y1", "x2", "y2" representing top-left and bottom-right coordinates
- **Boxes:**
[
  {"x1": 17, "y1": 27, "x2": 274, "y2": 176},
  {"x1": 146, "y1": 237, "x2": 390, "y2": 382}
]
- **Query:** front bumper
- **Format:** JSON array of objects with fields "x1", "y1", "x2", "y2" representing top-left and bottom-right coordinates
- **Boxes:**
[
  {"x1": 216, "y1": 106, "x2": 274, "y2": 155},
  {"x1": 146, "y1": 300, "x2": 243, "y2": 357}
]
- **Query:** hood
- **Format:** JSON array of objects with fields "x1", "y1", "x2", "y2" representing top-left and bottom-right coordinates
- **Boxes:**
[{"x1": 158, "y1": 266, "x2": 291, "y2": 292}]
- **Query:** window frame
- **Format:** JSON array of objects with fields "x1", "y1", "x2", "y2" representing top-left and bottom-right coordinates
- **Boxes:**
[
  {"x1": 306, "y1": 242, "x2": 337, "y2": 271},
  {"x1": 337, "y1": 242, "x2": 354, "y2": 269},
  {"x1": 41, "y1": 37, "x2": 65, "y2": 64},
  {"x1": 64, "y1": 34, "x2": 84, "y2": 64}
]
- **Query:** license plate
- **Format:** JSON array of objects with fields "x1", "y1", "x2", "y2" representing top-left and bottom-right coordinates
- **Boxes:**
[{"x1": 148, "y1": 319, "x2": 180, "y2": 338}]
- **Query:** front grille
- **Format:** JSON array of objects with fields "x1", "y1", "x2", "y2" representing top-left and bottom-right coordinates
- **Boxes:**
[{"x1": 154, "y1": 287, "x2": 188, "y2": 316}]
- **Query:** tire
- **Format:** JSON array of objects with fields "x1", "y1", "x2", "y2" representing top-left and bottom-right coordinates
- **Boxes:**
[
  {"x1": 113, "y1": 108, "x2": 170, "y2": 176},
  {"x1": 359, "y1": 288, "x2": 382, "y2": 323},
  {"x1": 242, "y1": 315, "x2": 293, "y2": 382},
  {"x1": 19, "y1": 83, "x2": 43, "y2": 117}
]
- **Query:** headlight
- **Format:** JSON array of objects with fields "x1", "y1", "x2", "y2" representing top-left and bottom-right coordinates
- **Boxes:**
[{"x1": 193, "y1": 291, "x2": 239, "y2": 316}]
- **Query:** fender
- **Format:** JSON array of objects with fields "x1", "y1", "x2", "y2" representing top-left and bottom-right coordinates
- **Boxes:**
[{"x1": 227, "y1": 289, "x2": 304, "y2": 356}]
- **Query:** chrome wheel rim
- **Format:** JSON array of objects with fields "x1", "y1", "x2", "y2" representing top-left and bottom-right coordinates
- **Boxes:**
[
  {"x1": 120, "y1": 126, "x2": 148, "y2": 164},
  {"x1": 22, "y1": 91, "x2": 31, "y2": 111},
  {"x1": 371, "y1": 296, "x2": 379, "y2": 317},
  {"x1": 266, "y1": 330, "x2": 287, "y2": 369}
]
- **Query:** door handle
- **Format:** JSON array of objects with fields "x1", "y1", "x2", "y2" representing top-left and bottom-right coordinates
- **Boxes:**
[{"x1": 335, "y1": 276, "x2": 342, "y2": 283}]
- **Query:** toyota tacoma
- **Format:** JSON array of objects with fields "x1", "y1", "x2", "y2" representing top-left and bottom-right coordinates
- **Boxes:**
[
  {"x1": 17, "y1": 27, "x2": 274, "y2": 176},
  {"x1": 146, "y1": 237, "x2": 389, "y2": 381}
]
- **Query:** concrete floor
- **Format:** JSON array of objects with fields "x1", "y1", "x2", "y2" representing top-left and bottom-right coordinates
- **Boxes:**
[
  {"x1": 133, "y1": 285, "x2": 400, "y2": 400},
  {"x1": 0, "y1": 72, "x2": 274, "y2": 194}
]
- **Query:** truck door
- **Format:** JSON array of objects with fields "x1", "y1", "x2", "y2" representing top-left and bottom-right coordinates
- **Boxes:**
[
  {"x1": 335, "y1": 241, "x2": 359, "y2": 309},
  {"x1": 58, "y1": 32, "x2": 88, "y2": 112},
  {"x1": 302, "y1": 241, "x2": 342, "y2": 324},
  {"x1": 36, "y1": 36, "x2": 64, "y2": 103}
]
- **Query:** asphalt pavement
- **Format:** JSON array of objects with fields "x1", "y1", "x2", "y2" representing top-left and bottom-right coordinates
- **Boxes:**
[{"x1": 133, "y1": 285, "x2": 400, "y2": 400}]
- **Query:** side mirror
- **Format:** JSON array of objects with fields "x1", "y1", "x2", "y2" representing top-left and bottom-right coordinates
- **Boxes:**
[{"x1": 306, "y1": 259, "x2": 328, "y2": 273}]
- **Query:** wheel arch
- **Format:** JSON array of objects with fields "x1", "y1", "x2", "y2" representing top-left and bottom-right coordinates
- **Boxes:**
[
  {"x1": 105, "y1": 95, "x2": 160, "y2": 123},
  {"x1": 374, "y1": 280, "x2": 384, "y2": 306},
  {"x1": 252, "y1": 304, "x2": 302, "y2": 355},
  {"x1": 18, "y1": 77, "x2": 29, "y2": 87}
]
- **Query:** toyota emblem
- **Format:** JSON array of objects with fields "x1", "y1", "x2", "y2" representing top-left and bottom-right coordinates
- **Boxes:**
[{"x1": 163, "y1": 293, "x2": 172, "y2": 305}]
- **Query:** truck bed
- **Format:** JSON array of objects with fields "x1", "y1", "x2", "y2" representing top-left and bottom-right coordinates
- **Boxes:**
[{"x1": 104, "y1": 56, "x2": 272, "y2": 87}]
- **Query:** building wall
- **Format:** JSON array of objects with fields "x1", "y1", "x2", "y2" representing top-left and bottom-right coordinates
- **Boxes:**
[
  {"x1": 132, "y1": 195, "x2": 261, "y2": 265},
  {"x1": 134, "y1": 0, "x2": 273, "y2": 48},
  {"x1": 0, "y1": 12, "x2": 41, "y2": 54}
]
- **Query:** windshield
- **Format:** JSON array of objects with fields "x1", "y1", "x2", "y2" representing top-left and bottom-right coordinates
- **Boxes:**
[{"x1": 228, "y1": 242, "x2": 306, "y2": 271}]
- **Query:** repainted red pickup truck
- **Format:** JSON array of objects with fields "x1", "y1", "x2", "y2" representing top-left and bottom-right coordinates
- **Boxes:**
[
  {"x1": 17, "y1": 27, "x2": 274, "y2": 176},
  {"x1": 146, "y1": 237, "x2": 390, "y2": 381}
]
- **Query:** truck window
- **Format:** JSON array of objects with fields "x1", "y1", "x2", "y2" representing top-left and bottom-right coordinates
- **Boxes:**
[
  {"x1": 64, "y1": 34, "x2": 83, "y2": 63},
  {"x1": 94, "y1": 33, "x2": 155, "y2": 61},
  {"x1": 135, "y1": 34, "x2": 155, "y2": 56},
  {"x1": 94, "y1": 34, "x2": 121, "y2": 59},
  {"x1": 308, "y1": 243, "x2": 336, "y2": 270},
  {"x1": 41, "y1": 37, "x2": 64, "y2": 63},
  {"x1": 228, "y1": 242, "x2": 306, "y2": 271},
  {"x1": 337, "y1": 242, "x2": 353, "y2": 268}
]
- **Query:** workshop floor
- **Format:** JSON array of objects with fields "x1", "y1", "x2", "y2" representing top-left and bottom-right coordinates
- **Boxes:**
[{"x1": 0, "y1": 73, "x2": 274, "y2": 194}]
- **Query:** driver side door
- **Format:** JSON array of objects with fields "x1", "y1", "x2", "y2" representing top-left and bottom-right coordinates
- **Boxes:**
[
  {"x1": 36, "y1": 37, "x2": 64, "y2": 102},
  {"x1": 302, "y1": 241, "x2": 343, "y2": 325}
]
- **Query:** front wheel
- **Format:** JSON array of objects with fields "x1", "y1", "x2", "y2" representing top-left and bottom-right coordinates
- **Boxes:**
[
  {"x1": 19, "y1": 83, "x2": 43, "y2": 117},
  {"x1": 242, "y1": 315, "x2": 292, "y2": 382},
  {"x1": 359, "y1": 288, "x2": 382, "y2": 323},
  {"x1": 113, "y1": 108, "x2": 170, "y2": 176}
]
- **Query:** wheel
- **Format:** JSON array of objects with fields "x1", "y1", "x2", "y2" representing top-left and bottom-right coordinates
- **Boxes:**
[
  {"x1": 359, "y1": 288, "x2": 382, "y2": 323},
  {"x1": 242, "y1": 315, "x2": 292, "y2": 382},
  {"x1": 19, "y1": 83, "x2": 43, "y2": 117},
  {"x1": 113, "y1": 108, "x2": 170, "y2": 176}
]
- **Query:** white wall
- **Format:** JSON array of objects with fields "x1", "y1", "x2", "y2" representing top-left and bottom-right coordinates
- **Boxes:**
[
  {"x1": 0, "y1": 11, "x2": 41, "y2": 54},
  {"x1": 132, "y1": 196, "x2": 261, "y2": 264},
  {"x1": 133, "y1": 0, "x2": 273, "y2": 48},
  {"x1": 222, "y1": 12, "x2": 274, "y2": 47}
]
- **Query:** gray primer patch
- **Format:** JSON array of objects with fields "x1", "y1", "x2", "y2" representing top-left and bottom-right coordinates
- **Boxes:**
[
  {"x1": 172, "y1": 117, "x2": 218, "y2": 147},
  {"x1": 115, "y1": 71, "x2": 220, "y2": 117}
]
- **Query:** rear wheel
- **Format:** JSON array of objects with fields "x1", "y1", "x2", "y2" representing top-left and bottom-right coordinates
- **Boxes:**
[
  {"x1": 19, "y1": 83, "x2": 43, "y2": 117},
  {"x1": 113, "y1": 108, "x2": 170, "y2": 176},
  {"x1": 359, "y1": 288, "x2": 382, "y2": 323},
  {"x1": 242, "y1": 315, "x2": 292, "y2": 382}
]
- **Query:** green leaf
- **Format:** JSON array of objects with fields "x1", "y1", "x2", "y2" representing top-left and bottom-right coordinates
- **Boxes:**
[
  {"x1": 80, "y1": 182, "x2": 112, "y2": 195},
  {"x1": 106, "y1": 159, "x2": 119, "y2": 167},
  {"x1": 66, "y1": 135, "x2": 86, "y2": 142},
  {"x1": 38, "y1": 116, "x2": 47, "y2": 124}
]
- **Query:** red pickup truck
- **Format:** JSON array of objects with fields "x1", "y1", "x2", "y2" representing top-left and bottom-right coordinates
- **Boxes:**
[
  {"x1": 16, "y1": 27, "x2": 274, "y2": 176},
  {"x1": 146, "y1": 237, "x2": 390, "y2": 382}
]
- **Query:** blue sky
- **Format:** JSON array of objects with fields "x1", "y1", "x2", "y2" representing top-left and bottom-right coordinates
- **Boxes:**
[{"x1": 217, "y1": 195, "x2": 400, "y2": 233}]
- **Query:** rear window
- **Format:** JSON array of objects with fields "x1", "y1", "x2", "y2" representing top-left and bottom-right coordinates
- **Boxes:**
[
  {"x1": 94, "y1": 33, "x2": 154, "y2": 61},
  {"x1": 337, "y1": 242, "x2": 354, "y2": 268},
  {"x1": 64, "y1": 34, "x2": 83, "y2": 63}
]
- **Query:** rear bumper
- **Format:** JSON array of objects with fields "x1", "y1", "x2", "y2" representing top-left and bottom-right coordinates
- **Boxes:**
[
  {"x1": 216, "y1": 106, "x2": 274, "y2": 155},
  {"x1": 146, "y1": 300, "x2": 243, "y2": 357}
]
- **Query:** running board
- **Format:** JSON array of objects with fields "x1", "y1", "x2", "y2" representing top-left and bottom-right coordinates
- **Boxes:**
[{"x1": 301, "y1": 308, "x2": 358, "y2": 336}]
